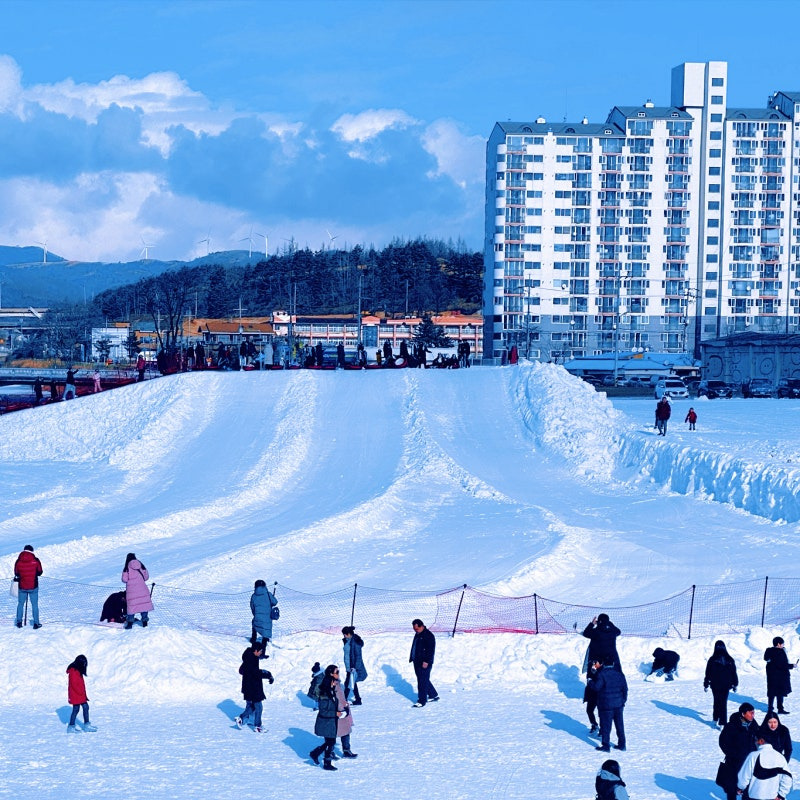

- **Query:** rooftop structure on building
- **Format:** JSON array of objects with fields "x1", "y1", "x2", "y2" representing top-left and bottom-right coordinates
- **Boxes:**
[{"x1": 484, "y1": 61, "x2": 800, "y2": 364}]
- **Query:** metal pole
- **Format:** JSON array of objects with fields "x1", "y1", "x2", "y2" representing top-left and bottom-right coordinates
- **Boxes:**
[
  {"x1": 687, "y1": 584, "x2": 695, "y2": 640},
  {"x1": 451, "y1": 584, "x2": 467, "y2": 638},
  {"x1": 357, "y1": 273, "x2": 363, "y2": 347},
  {"x1": 534, "y1": 593, "x2": 539, "y2": 635},
  {"x1": 761, "y1": 576, "x2": 769, "y2": 628},
  {"x1": 350, "y1": 583, "x2": 358, "y2": 627}
]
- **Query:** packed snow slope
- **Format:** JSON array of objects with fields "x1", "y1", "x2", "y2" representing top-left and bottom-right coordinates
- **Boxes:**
[{"x1": 1, "y1": 363, "x2": 799, "y2": 605}]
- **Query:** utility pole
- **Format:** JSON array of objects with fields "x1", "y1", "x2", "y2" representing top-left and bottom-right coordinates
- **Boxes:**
[{"x1": 357, "y1": 270, "x2": 363, "y2": 345}]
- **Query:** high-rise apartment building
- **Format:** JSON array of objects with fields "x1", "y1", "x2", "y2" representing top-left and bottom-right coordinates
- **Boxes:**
[{"x1": 484, "y1": 61, "x2": 800, "y2": 362}]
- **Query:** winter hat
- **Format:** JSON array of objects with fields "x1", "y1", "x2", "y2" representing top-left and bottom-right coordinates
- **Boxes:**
[
  {"x1": 342, "y1": 625, "x2": 355, "y2": 635},
  {"x1": 254, "y1": 579, "x2": 266, "y2": 589},
  {"x1": 739, "y1": 702, "x2": 755, "y2": 714},
  {"x1": 311, "y1": 661, "x2": 321, "y2": 674},
  {"x1": 597, "y1": 613, "x2": 609, "y2": 623},
  {"x1": 23, "y1": 545, "x2": 34, "y2": 552},
  {"x1": 652, "y1": 647, "x2": 664, "y2": 657},
  {"x1": 714, "y1": 640, "x2": 727, "y2": 651},
  {"x1": 773, "y1": 636, "x2": 785, "y2": 646},
  {"x1": 601, "y1": 760, "x2": 621, "y2": 777}
]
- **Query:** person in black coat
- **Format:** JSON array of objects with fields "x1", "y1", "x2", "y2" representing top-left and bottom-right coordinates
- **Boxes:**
[
  {"x1": 718, "y1": 702, "x2": 759, "y2": 800},
  {"x1": 765, "y1": 636, "x2": 796, "y2": 714},
  {"x1": 590, "y1": 657, "x2": 628, "y2": 753},
  {"x1": 584, "y1": 660, "x2": 601, "y2": 735},
  {"x1": 234, "y1": 642, "x2": 273, "y2": 733},
  {"x1": 409, "y1": 618, "x2": 438, "y2": 707},
  {"x1": 649, "y1": 647, "x2": 680, "y2": 680},
  {"x1": 705, "y1": 640, "x2": 739, "y2": 727},
  {"x1": 309, "y1": 665, "x2": 344, "y2": 771},
  {"x1": 759, "y1": 711, "x2": 793, "y2": 761},
  {"x1": 582, "y1": 614, "x2": 621, "y2": 671}
]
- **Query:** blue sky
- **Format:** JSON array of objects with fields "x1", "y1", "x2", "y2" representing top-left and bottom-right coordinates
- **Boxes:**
[{"x1": 2, "y1": 0, "x2": 800, "y2": 262}]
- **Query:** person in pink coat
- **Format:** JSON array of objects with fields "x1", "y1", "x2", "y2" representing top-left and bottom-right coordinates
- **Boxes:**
[
  {"x1": 122, "y1": 552, "x2": 153, "y2": 629},
  {"x1": 334, "y1": 672, "x2": 357, "y2": 758}
]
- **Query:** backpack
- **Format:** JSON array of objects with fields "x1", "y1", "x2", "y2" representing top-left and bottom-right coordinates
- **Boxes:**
[
  {"x1": 270, "y1": 604, "x2": 280, "y2": 620},
  {"x1": 307, "y1": 672, "x2": 324, "y2": 700}
]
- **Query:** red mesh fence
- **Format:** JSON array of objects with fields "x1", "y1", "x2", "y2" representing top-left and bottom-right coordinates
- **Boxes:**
[{"x1": 3, "y1": 577, "x2": 800, "y2": 638}]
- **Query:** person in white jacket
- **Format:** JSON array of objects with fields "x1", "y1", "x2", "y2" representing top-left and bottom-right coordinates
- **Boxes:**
[{"x1": 737, "y1": 737, "x2": 793, "y2": 800}]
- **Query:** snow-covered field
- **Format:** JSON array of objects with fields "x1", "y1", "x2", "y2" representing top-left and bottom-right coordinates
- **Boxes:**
[{"x1": 1, "y1": 363, "x2": 799, "y2": 799}]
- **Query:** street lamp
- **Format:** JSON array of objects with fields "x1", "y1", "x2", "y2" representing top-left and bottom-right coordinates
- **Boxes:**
[{"x1": 613, "y1": 322, "x2": 619, "y2": 384}]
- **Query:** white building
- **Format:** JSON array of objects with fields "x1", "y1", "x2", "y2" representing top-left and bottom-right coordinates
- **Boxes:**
[
  {"x1": 484, "y1": 61, "x2": 800, "y2": 362},
  {"x1": 91, "y1": 325, "x2": 130, "y2": 362}
]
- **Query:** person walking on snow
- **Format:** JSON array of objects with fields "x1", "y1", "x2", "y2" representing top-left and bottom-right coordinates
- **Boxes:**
[
  {"x1": 718, "y1": 702, "x2": 759, "y2": 800},
  {"x1": 655, "y1": 396, "x2": 671, "y2": 435},
  {"x1": 63, "y1": 367, "x2": 77, "y2": 400},
  {"x1": 234, "y1": 642, "x2": 273, "y2": 733},
  {"x1": 92, "y1": 369, "x2": 102, "y2": 393},
  {"x1": 333, "y1": 665, "x2": 358, "y2": 758},
  {"x1": 121, "y1": 552, "x2": 153, "y2": 629},
  {"x1": 595, "y1": 759, "x2": 629, "y2": 800},
  {"x1": 410, "y1": 618, "x2": 438, "y2": 707},
  {"x1": 66, "y1": 654, "x2": 97, "y2": 732},
  {"x1": 250, "y1": 579, "x2": 278, "y2": 646},
  {"x1": 342, "y1": 626, "x2": 367, "y2": 705},
  {"x1": 705, "y1": 640, "x2": 739, "y2": 728},
  {"x1": 685, "y1": 407, "x2": 697, "y2": 430},
  {"x1": 590, "y1": 656, "x2": 628, "y2": 753},
  {"x1": 765, "y1": 636, "x2": 796, "y2": 714},
  {"x1": 136, "y1": 353, "x2": 146, "y2": 382},
  {"x1": 737, "y1": 734, "x2": 793, "y2": 800},
  {"x1": 309, "y1": 665, "x2": 346, "y2": 771},
  {"x1": 14, "y1": 544, "x2": 43, "y2": 629}
]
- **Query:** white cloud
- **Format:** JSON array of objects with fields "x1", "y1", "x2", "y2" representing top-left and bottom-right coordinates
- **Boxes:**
[
  {"x1": 331, "y1": 108, "x2": 418, "y2": 143},
  {"x1": 421, "y1": 119, "x2": 485, "y2": 189},
  {"x1": 0, "y1": 55, "x2": 23, "y2": 115}
]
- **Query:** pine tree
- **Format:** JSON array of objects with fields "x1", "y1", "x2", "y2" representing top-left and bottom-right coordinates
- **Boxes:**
[{"x1": 412, "y1": 314, "x2": 453, "y2": 347}]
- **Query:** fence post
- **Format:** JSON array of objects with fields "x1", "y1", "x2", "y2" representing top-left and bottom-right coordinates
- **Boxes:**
[
  {"x1": 687, "y1": 585, "x2": 695, "y2": 640},
  {"x1": 350, "y1": 583, "x2": 358, "y2": 627},
  {"x1": 761, "y1": 576, "x2": 769, "y2": 628},
  {"x1": 534, "y1": 593, "x2": 539, "y2": 635},
  {"x1": 451, "y1": 584, "x2": 467, "y2": 638}
]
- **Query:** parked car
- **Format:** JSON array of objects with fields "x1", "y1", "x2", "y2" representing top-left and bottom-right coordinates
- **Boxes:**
[
  {"x1": 696, "y1": 380, "x2": 734, "y2": 399},
  {"x1": 777, "y1": 378, "x2": 800, "y2": 398},
  {"x1": 742, "y1": 378, "x2": 774, "y2": 398},
  {"x1": 654, "y1": 378, "x2": 689, "y2": 399}
]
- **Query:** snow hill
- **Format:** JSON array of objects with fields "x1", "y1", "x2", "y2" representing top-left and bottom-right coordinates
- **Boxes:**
[{"x1": 1, "y1": 363, "x2": 799, "y2": 800}]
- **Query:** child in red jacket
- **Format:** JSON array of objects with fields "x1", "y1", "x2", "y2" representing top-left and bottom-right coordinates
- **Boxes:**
[
  {"x1": 66, "y1": 654, "x2": 97, "y2": 732},
  {"x1": 685, "y1": 407, "x2": 697, "y2": 431}
]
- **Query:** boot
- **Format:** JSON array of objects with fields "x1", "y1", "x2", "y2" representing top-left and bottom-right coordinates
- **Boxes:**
[
  {"x1": 343, "y1": 750, "x2": 358, "y2": 758},
  {"x1": 309, "y1": 746, "x2": 324, "y2": 765},
  {"x1": 323, "y1": 760, "x2": 337, "y2": 771},
  {"x1": 142, "y1": 619, "x2": 148, "y2": 628},
  {"x1": 124, "y1": 621, "x2": 133, "y2": 630}
]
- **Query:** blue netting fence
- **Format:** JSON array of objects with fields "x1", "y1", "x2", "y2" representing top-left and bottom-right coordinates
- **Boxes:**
[{"x1": 4, "y1": 577, "x2": 800, "y2": 639}]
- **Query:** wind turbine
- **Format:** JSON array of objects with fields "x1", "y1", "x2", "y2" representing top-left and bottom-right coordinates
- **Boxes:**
[
  {"x1": 326, "y1": 229, "x2": 339, "y2": 250},
  {"x1": 140, "y1": 237, "x2": 155, "y2": 261},
  {"x1": 198, "y1": 232, "x2": 212, "y2": 256},
  {"x1": 35, "y1": 240, "x2": 48, "y2": 263},
  {"x1": 239, "y1": 226, "x2": 255, "y2": 259},
  {"x1": 255, "y1": 231, "x2": 268, "y2": 259}
]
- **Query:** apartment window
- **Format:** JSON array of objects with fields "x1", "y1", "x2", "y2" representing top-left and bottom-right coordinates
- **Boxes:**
[
  {"x1": 532, "y1": 154, "x2": 543, "y2": 162},
  {"x1": 531, "y1": 174, "x2": 544, "y2": 181},
  {"x1": 710, "y1": 149, "x2": 722, "y2": 158},
  {"x1": 705, "y1": 272, "x2": 718, "y2": 280},
  {"x1": 711, "y1": 95, "x2": 724, "y2": 105},
  {"x1": 557, "y1": 155, "x2": 572, "y2": 162},
  {"x1": 705, "y1": 289, "x2": 718, "y2": 298},
  {"x1": 710, "y1": 131, "x2": 722, "y2": 140},
  {"x1": 707, "y1": 236, "x2": 719, "y2": 245},
  {"x1": 555, "y1": 191, "x2": 571, "y2": 198},
  {"x1": 555, "y1": 209, "x2": 571, "y2": 216},
  {"x1": 709, "y1": 167, "x2": 721, "y2": 176},
  {"x1": 527, "y1": 191, "x2": 543, "y2": 198},
  {"x1": 708, "y1": 219, "x2": 719, "y2": 228},
  {"x1": 527, "y1": 207, "x2": 543, "y2": 215},
  {"x1": 708, "y1": 201, "x2": 720, "y2": 210},
  {"x1": 711, "y1": 113, "x2": 723, "y2": 122},
  {"x1": 706, "y1": 254, "x2": 719, "y2": 263},
  {"x1": 704, "y1": 308, "x2": 716, "y2": 316},
  {"x1": 709, "y1": 183, "x2": 721, "y2": 193}
]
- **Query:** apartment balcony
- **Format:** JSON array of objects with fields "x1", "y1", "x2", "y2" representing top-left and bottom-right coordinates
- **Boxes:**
[{"x1": 667, "y1": 197, "x2": 688, "y2": 208}]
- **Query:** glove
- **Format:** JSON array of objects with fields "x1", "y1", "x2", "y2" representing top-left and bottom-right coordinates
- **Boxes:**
[
  {"x1": 704, "y1": 686, "x2": 708, "y2": 692},
  {"x1": 264, "y1": 670, "x2": 274, "y2": 684}
]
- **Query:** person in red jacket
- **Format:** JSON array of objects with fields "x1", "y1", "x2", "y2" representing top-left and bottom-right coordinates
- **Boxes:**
[
  {"x1": 66, "y1": 654, "x2": 97, "y2": 732},
  {"x1": 13, "y1": 545, "x2": 43, "y2": 629},
  {"x1": 685, "y1": 407, "x2": 698, "y2": 431}
]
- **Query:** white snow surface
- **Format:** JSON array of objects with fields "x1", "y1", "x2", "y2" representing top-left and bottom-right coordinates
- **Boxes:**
[{"x1": 1, "y1": 363, "x2": 800, "y2": 799}]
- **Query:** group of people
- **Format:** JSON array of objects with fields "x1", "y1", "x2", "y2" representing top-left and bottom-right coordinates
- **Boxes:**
[{"x1": 581, "y1": 614, "x2": 796, "y2": 799}]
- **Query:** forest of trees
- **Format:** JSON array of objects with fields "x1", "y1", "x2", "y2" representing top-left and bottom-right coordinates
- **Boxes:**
[{"x1": 13, "y1": 238, "x2": 484, "y2": 359}]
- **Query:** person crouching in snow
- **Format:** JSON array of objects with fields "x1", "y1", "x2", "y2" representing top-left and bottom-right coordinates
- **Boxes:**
[
  {"x1": 685, "y1": 407, "x2": 697, "y2": 431},
  {"x1": 234, "y1": 642, "x2": 273, "y2": 733},
  {"x1": 66, "y1": 654, "x2": 97, "y2": 732},
  {"x1": 649, "y1": 647, "x2": 680, "y2": 681},
  {"x1": 595, "y1": 759, "x2": 629, "y2": 800}
]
